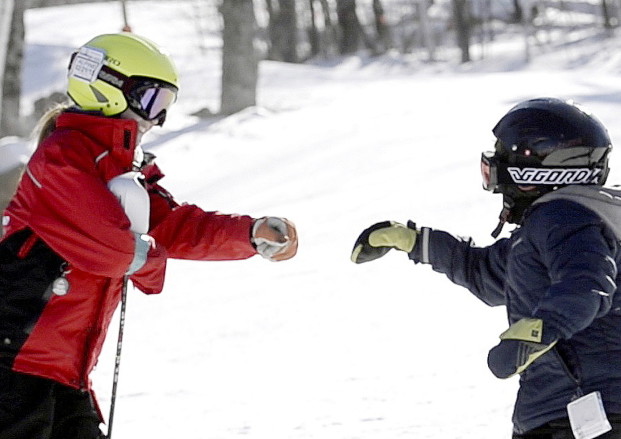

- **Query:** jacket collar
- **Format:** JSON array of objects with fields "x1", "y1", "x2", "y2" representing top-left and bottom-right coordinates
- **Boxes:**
[
  {"x1": 55, "y1": 111, "x2": 138, "y2": 171},
  {"x1": 532, "y1": 185, "x2": 621, "y2": 240}
]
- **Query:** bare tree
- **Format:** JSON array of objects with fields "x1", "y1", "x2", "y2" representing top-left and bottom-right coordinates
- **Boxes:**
[
  {"x1": 336, "y1": 0, "x2": 361, "y2": 53},
  {"x1": 308, "y1": 0, "x2": 320, "y2": 57},
  {"x1": 601, "y1": 0, "x2": 618, "y2": 30},
  {"x1": 372, "y1": 0, "x2": 391, "y2": 53},
  {"x1": 266, "y1": 0, "x2": 298, "y2": 62},
  {"x1": 0, "y1": 0, "x2": 14, "y2": 135},
  {"x1": 417, "y1": 0, "x2": 435, "y2": 61},
  {"x1": 220, "y1": 0, "x2": 258, "y2": 115},
  {"x1": 511, "y1": 0, "x2": 523, "y2": 23},
  {"x1": 1, "y1": 0, "x2": 25, "y2": 136},
  {"x1": 452, "y1": 0, "x2": 471, "y2": 63},
  {"x1": 310, "y1": 0, "x2": 338, "y2": 58}
]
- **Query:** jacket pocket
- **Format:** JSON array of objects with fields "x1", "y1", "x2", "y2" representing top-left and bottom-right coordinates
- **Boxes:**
[{"x1": 554, "y1": 340, "x2": 582, "y2": 384}]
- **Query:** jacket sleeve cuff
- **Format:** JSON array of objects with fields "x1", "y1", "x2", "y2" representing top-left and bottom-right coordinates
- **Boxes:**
[
  {"x1": 531, "y1": 310, "x2": 569, "y2": 342},
  {"x1": 126, "y1": 233, "x2": 150, "y2": 275},
  {"x1": 408, "y1": 227, "x2": 432, "y2": 264}
]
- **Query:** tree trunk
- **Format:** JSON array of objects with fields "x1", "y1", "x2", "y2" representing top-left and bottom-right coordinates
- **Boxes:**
[
  {"x1": 336, "y1": 0, "x2": 360, "y2": 54},
  {"x1": 308, "y1": 0, "x2": 319, "y2": 57},
  {"x1": 267, "y1": 0, "x2": 298, "y2": 62},
  {"x1": 1, "y1": 0, "x2": 24, "y2": 137},
  {"x1": 602, "y1": 0, "x2": 614, "y2": 29},
  {"x1": 452, "y1": 0, "x2": 471, "y2": 63},
  {"x1": 372, "y1": 0, "x2": 391, "y2": 53},
  {"x1": 220, "y1": 0, "x2": 258, "y2": 115},
  {"x1": 512, "y1": 0, "x2": 523, "y2": 23},
  {"x1": 318, "y1": 0, "x2": 337, "y2": 57},
  {"x1": 519, "y1": 0, "x2": 534, "y2": 62},
  {"x1": 0, "y1": 0, "x2": 14, "y2": 135},
  {"x1": 418, "y1": 0, "x2": 435, "y2": 61}
]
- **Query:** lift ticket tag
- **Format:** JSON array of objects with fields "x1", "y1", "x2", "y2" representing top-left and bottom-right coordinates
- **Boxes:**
[
  {"x1": 69, "y1": 46, "x2": 105, "y2": 83},
  {"x1": 567, "y1": 391, "x2": 611, "y2": 439}
]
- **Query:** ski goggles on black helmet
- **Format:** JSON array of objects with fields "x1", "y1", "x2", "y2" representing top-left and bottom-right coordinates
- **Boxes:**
[
  {"x1": 124, "y1": 77, "x2": 177, "y2": 126},
  {"x1": 481, "y1": 149, "x2": 608, "y2": 192},
  {"x1": 480, "y1": 151, "x2": 498, "y2": 192}
]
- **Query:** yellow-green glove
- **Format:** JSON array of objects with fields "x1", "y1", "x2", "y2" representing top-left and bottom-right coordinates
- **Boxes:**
[
  {"x1": 351, "y1": 220, "x2": 418, "y2": 264},
  {"x1": 487, "y1": 318, "x2": 559, "y2": 379}
]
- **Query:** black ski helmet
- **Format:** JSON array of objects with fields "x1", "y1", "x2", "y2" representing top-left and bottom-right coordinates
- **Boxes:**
[{"x1": 481, "y1": 97, "x2": 612, "y2": 236}]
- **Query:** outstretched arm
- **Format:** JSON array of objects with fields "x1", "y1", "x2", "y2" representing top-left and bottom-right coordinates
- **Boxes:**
[{"x1": 351, "y1": 220, "x2": 509, "y2": 306}]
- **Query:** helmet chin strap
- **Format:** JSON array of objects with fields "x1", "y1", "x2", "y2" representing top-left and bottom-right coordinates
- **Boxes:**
[
  {"x1": 491, "y1": 196, "x2": 514, "y2": 238},
  {"x1": 491, "y1": 189, "x2": 547, "y2": 238}
]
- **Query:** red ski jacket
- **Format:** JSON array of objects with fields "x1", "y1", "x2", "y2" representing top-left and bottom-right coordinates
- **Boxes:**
[{"x1": 0, "y1": 111, "x2": 257, "y2": 391}]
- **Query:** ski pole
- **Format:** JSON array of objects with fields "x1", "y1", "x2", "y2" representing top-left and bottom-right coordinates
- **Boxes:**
[{"x1": 107, "y1": 274, "x2": 129, "y2": 439}]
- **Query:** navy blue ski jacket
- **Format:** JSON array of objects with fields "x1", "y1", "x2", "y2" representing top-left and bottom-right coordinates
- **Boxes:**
[{"x1": 410, "y1": 185, "x2": 621, "y2": 433}]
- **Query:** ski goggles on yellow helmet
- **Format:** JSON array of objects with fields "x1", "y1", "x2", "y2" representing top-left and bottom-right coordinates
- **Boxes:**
[
  {"x1": 70, "y1": 49, "x2": 178, "y2": 126},
  {"x1": 124, "y1": 75, "x2": 177, "y2": 126}
]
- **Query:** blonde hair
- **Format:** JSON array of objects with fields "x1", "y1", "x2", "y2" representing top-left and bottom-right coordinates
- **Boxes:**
[{"x1": 31, "y1": 102, "x2": 72, "y2": 146}]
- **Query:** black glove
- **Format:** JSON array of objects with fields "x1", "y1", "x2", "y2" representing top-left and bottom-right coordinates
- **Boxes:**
[
  {"x1": 487, "y1": 318, "x2": 559, "y2": 379},
  {"x1": 351, "y1": 220, "x2": 418, "y2": 264}
]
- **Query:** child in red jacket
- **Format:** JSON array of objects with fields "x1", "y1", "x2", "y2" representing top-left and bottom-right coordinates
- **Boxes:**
[{"x1": 0, "y1": 32, "x2": 297, "y2": 439}]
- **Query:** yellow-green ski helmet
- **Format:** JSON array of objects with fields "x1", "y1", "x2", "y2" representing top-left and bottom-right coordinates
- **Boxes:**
[{"x1": 67, "y1": 32, "x2": 179, "y2": 125}]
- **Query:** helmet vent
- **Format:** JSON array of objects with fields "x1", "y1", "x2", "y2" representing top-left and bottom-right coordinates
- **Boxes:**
[{"x1": 89, "y1": 85, "x2": 109, "y2": 104}]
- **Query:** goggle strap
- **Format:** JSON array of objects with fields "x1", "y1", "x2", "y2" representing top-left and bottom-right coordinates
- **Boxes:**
[
  {"x1": 96, "y1": 66, "x2": 177, "y2": 101},
  {"x1": 97, "y1": 65, "x2": 131, "y2": 92}
]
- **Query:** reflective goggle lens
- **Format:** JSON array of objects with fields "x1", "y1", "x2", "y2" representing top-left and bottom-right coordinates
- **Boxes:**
[
  {"x1": 481, "y1": 151, "x2": 496, "y2": 191},
  {"x1": 139, "y1": 87, "x2": 177, "y2": 119},
  {"x1": 127, "y1": 81, "x2": 177, "y2": 125}
]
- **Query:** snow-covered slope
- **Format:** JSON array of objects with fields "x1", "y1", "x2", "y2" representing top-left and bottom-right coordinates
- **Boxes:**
[{"x1": 20, "y1": 2, "x2": 621, "y2": 437}]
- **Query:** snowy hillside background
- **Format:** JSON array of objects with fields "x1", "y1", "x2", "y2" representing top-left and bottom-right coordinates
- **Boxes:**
[{"x1": 18, "y1": 1, "x2": 621, "y2": 438}]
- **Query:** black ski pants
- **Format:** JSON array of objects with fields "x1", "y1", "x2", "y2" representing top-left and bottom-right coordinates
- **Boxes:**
[
  {"x1": 513, "y1": 414, "x2": 621, "y2": 439},
  {"x1": 0, "y1": 367, "x2": 104, "y2": 439}
]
